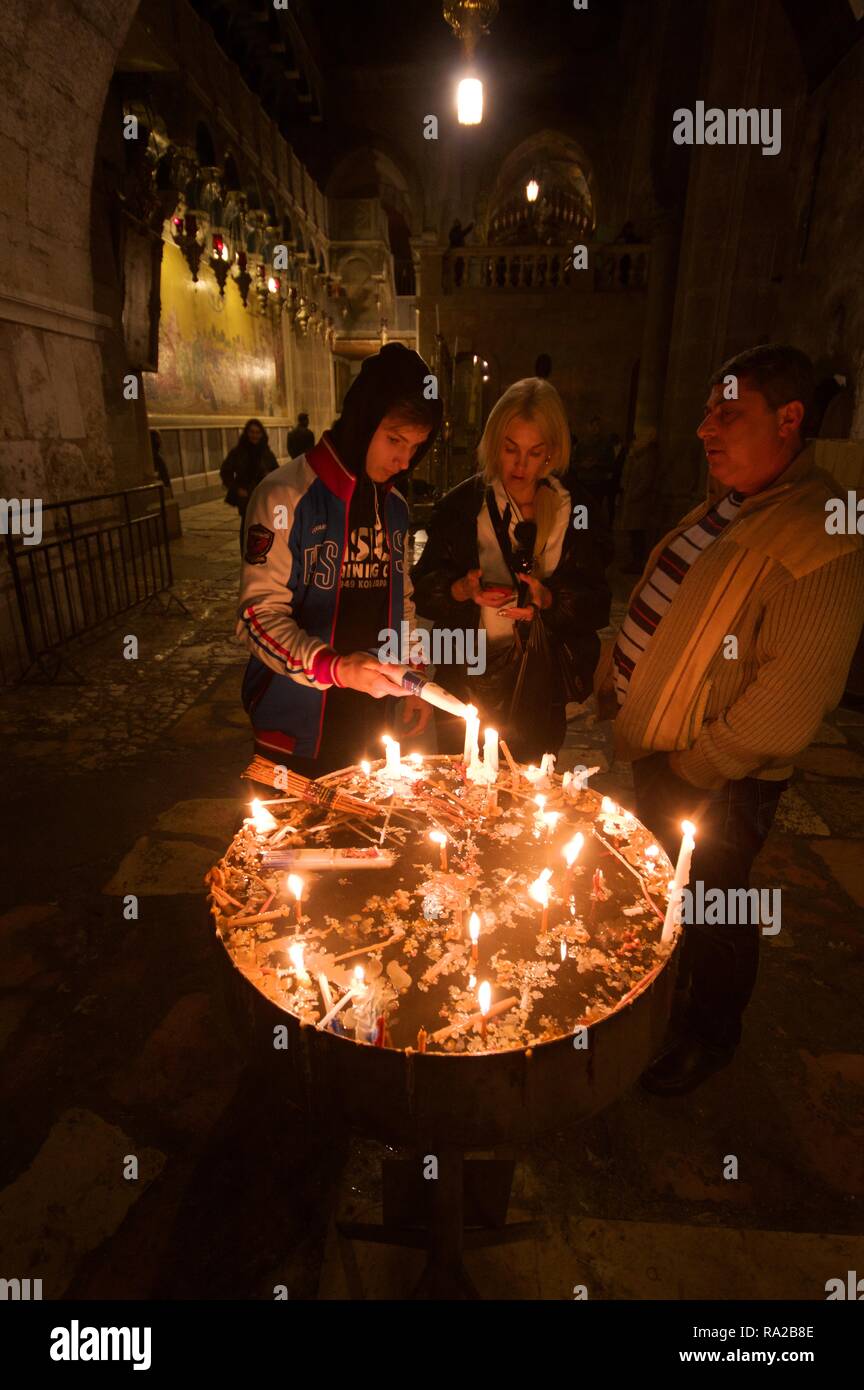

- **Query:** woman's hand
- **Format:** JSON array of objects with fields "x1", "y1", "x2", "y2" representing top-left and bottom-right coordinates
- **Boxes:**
[
  {"x1": 450, "y1": 569, "x2": 515, "y2": 607},
  {"x1": 499, "y1": 573, "x2": 552, "y2": 621}
]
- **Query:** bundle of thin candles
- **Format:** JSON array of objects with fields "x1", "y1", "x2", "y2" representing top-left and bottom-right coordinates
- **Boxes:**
[{"x1": 241, "y1": 756, "x2": 379, "y2": 821}]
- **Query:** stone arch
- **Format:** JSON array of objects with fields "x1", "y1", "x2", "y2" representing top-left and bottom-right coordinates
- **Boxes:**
[
  {"x1": 325, "y1": 145, "x2": 421, "y2": 235},
  {"x1": 483, "y1": 129, "x2": 597, "y2": 245}
]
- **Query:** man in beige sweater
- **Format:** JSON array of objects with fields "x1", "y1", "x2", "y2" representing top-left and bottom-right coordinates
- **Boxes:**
[{"x1": 596, "y1": 345, "x2": 864, "y2": 1095}]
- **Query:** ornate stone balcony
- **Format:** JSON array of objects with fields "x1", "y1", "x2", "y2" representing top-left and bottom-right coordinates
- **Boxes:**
[{"x1": 437, "y1": 242, "x2": 649, "y2": 293}]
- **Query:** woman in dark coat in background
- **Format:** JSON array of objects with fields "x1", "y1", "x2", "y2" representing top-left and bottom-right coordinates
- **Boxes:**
[
  {"x1": 220, "y1": 418, "x2": 278, "y2": 550},
  {"x1": 411, "y1": 377, "x2": 612, "y2": 763}
]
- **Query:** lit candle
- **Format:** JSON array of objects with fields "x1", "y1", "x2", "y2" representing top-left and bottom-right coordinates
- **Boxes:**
[
  {"x1": 287, "y1": 873, "x2": 304, "y2": 926},
  {"x1": 560, "y1": 939, "x2": 567, "y2": 961},
  {"x1": 250, "y1": 799, "x2": 278, "y2": 833},
  {"x1": 483, "y1": 727, "x2": 499, "y2": 778},
  {"x1": 417, "y1": 1026, "x2": 428, "y2": 1053},
  {"x1": 462, "y1": 706, "x2": 480, "y2": 766},
  {"x1": 662, "y1": 819, "x2": 696, "y2": 943},
  {"x1": 541, "y1": 810, "x2": 561, "y2": 838},
  {"x1": 478, "y1": 979, "x2": 492, "y2": 1043},
  {"x1": 288, "y1": 941, "x2": 310, "y2": 986},
  {"x1": 529, "y1": 870, "x2": 552, "y2": 934},
  {"x1": 563, "y1": 832, "x2": 584, "y2": 869},
  {"x1": 382, "y1": 735, "x2": 401, "y2": 778},
  {"x1": 316, "y1": 966, "x2": 366, "y2": 1031},
  {"x1": 360, "y1": 759, "x2": 371, "y2": 778},
  {"x1": 429, "y1": 829, "x2": 448, "y2": 871},
  {"x1": 468, "y1": 910, "x2": 480, "y2": 963}
]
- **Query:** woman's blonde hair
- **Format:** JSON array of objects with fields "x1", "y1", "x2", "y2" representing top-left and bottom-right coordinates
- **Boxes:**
[{"x1": 477, "y1": 377, "x2": 571, "y2": 563}]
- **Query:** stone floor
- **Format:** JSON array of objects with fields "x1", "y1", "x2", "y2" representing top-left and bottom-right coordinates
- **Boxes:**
[{"x1": 1, "y1": 498, "x2": 862, "y2": 1300}]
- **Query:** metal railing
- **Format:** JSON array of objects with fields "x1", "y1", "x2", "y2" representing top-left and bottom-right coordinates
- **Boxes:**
[
  {"x1": 442, "y1": 242, "x2": 649, "y2": 293},
  {"x1": 2, "y1": 483, "x2": 186, "y2": 684}
]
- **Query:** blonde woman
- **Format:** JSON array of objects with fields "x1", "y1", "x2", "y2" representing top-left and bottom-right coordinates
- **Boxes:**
[{"x1": 411, "y1": 377, "x2": 612, "y2": 760}]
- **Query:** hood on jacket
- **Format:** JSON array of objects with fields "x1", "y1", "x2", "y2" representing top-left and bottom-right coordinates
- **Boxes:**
[{"x1": 327, "y1": 342, "x2": 443, "y2": 479}]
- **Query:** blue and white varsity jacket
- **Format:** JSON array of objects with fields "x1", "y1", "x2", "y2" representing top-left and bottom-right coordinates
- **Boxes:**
[{"x1": 236, "y1": 432, "x2": 415, "y2": 760}]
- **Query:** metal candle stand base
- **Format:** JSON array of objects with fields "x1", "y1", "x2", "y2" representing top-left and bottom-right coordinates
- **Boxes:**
[{"x1": 337, "y1": 1147, "x2": 543, "y2": 1299}]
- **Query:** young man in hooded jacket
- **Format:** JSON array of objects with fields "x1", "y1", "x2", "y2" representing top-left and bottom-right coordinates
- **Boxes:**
[{"x1": 236, "y1": 343, "x2": 443, "y2": 775}]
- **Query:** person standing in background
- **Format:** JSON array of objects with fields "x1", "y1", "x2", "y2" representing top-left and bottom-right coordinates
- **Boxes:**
[
  {"x1": 616, "y1": 426, "x2": 659, "y2": 570},
  {"x1": 287, "y1": 412, "x2": 315, "y2": 459},
  {"x1": 220, "y1": 419, "x2": 278, "y2": 553}
]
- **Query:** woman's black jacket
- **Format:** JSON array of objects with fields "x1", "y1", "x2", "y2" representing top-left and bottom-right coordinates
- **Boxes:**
[
  {"x1": 220, "y1": 443, "x2": 278, "y2": 509},
  {"x1": 410, "y1": 474, "x2": 613, "y2": 704}
]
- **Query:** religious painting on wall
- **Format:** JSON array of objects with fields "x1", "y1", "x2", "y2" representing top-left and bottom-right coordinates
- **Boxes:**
[{"x1": 144, "y1": 242, "x2": 280, "y2": 416}]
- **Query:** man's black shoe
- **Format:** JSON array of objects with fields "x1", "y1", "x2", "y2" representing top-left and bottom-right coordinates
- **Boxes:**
[{"x1": 639, "y1": 1034, "x2": 735, "y2": 1096}]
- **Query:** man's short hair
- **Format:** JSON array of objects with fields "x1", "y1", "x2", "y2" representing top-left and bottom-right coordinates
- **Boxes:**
[
  {"x1": 709, "y1": 345, "x2": 815, "y2": 432},
  {"x1": 298, "y1": 412, "x2": 309, "y2": 425}
]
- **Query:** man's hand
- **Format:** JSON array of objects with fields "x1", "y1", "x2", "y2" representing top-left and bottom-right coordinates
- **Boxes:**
[
  {"x1": 395, "y1": 694, "x2": 432, "y2": 736},
  {"x1": 451, "y1": 569, "x2": 515, "y2": 608},
  {"x1": 336, "y1": 652, "x2": 406, "y2": 698}
]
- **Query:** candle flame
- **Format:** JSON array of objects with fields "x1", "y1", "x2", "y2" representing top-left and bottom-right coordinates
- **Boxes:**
[
  {"x1": 287, "y1": 873, "x2": 303, "y2": 901},
  {"x1": 468, "y1": 973, "x2": 476, "y2": 988},
  {"x1": 542, "y1": 811, "x2": 561, "y2": 832},
  {"x1": 353, "y1": 964, "x2": 366, "y2": 993},
  {"x1": 478, "y1": 980, "x2": 492, "y2": 1015},
  {"x1": 563, "y1": 832, "x2": 584, "y2": 866},
  {"x1": 646, "y1": 843, "x2": 660, "y2": 859},
  {"x1": 429, "y1": 830, "x2": 447, "y2": 847},
  {"x1": 528, "y1": 872, "x2": 551, "y2": 907},
  {"x1": 411, "y1": 752, "x2": 423, "y2": 765},
  {"x1": 534, "y1": 793, "x2": 546, "y2": 810},
  {"x1": 360, "y1": 759, "x2": 371, "y2": 776},
  {"x1": 681, "y1": 819, "x2": 697, "y2": 840},
  {"x1": 468, "y1": 911, "x2": 480, "y2": 944},
  {"x1": 601, "y1": 795, "x2": 616, "y2": 815},
  {"x1": 250, "y1": 799, "x2": 278, "y2": 832},
  {"x1": 560, "y1": 940, "x2": 567, "y2": 961},
  {"x1": 464, "y1": 704, "x2": 478, "y2": 721},
  {"x1": 382, "y1": 734, "x2": 393, "y2": 748},
  {"x1": 288, "y1": 943, "x2": 307, "y2": 978}
]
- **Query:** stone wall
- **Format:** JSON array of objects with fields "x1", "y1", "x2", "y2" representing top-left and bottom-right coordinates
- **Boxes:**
[{"x1": 0, "y1": 0, "x2": 139, "y2": 505}]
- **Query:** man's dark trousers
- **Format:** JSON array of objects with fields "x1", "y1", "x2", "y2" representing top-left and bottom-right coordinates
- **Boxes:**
[{"x1": 631, "y1": 752, "x2": 788, "y2": 1052}]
